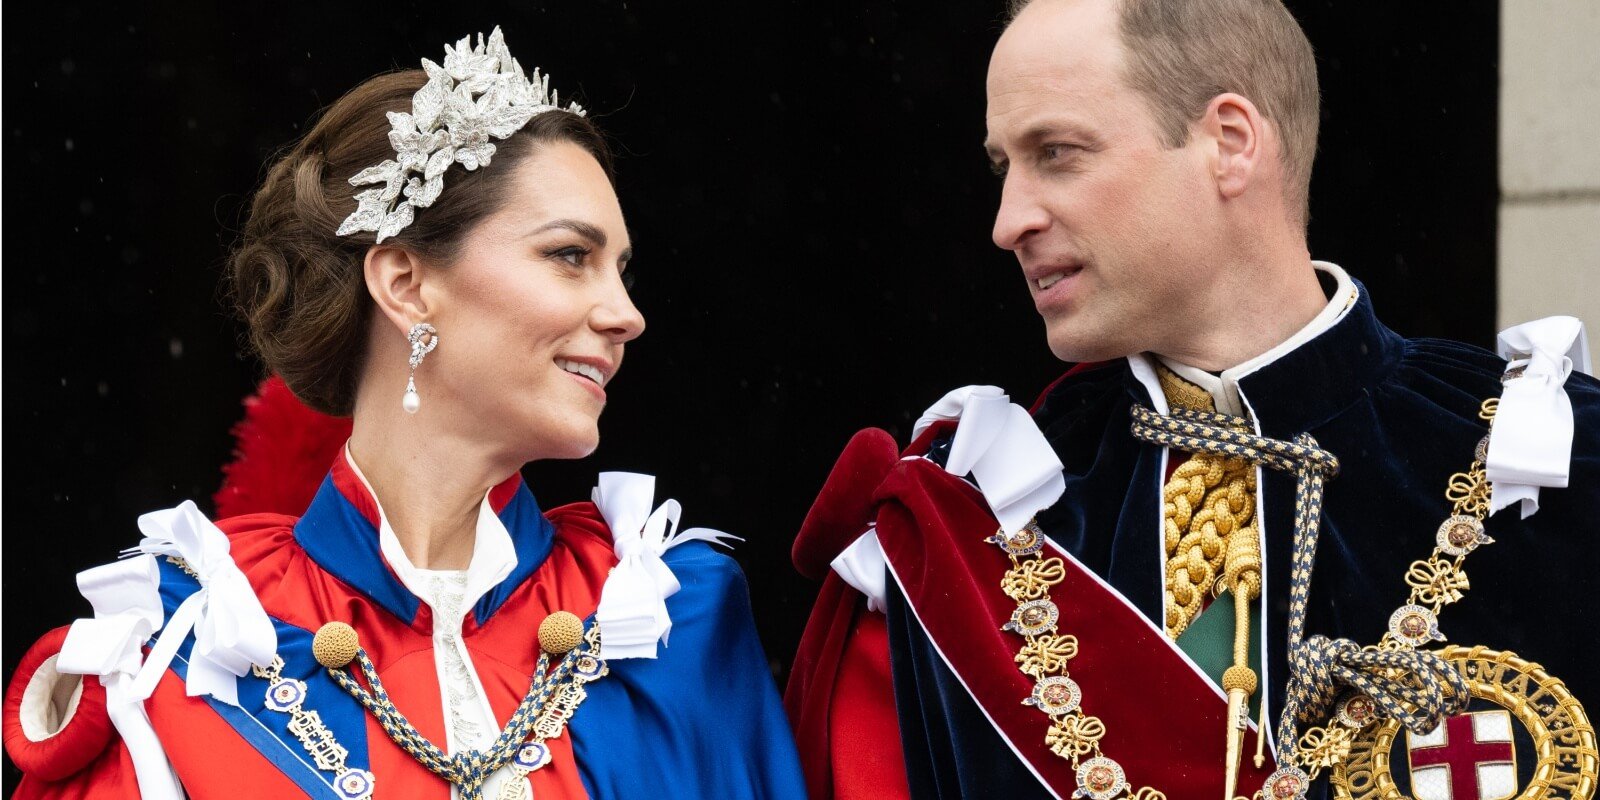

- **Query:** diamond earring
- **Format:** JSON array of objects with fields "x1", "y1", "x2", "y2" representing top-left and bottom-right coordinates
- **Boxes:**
[{"x1": 403, "y1": 323, "x2": 438, "y2": 414}]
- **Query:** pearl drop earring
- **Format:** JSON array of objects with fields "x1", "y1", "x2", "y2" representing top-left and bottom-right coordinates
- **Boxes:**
[{"x1": 403, "y1": 323, "x2": 438, "y2": 414}]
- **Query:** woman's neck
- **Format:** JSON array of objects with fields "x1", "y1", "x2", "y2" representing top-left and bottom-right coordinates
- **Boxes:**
[{"x1": 346, "y1": 417, "x2": 517, "y2": 571}]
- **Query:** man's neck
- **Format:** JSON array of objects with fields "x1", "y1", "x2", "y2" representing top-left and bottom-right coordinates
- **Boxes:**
[
  {"x1": 1153, "y1": 256, "x2": 1329, "y2": 373},
  {"x1": 1148, "y1": 261, "x2": 1357, "y2": 417}
]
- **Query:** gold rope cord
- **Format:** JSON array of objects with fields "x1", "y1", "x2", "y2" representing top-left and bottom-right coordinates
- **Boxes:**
[
  {"x1": 1156, "y1": 365, "x2": 1260, "y2": 640},
  {"x1": 1154, "y1": 365, "x2": 1266, "y2": 796}
]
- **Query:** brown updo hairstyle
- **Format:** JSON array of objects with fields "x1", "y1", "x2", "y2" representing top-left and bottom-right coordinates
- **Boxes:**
[{"x1": 227, "y1": 69, "x2": 614, "y2": 416}]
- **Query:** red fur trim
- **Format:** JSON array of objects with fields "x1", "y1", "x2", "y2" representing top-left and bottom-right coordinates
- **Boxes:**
[{"x1": 213, "y1": 376, "x2": 352, "y2": 518}]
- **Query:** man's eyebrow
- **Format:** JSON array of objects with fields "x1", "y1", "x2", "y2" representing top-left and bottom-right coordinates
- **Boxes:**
[{"x1": 986, "y1": 118, "x2": 1099, "y2": 160}]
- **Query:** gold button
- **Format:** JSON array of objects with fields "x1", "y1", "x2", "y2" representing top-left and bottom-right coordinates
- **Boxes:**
[
  {"x1": 538, "y1": 611, "x2": 585, "y2": 655},
  {"x1": 313, "y1": 621, "x2": 360, "y2": 669}
]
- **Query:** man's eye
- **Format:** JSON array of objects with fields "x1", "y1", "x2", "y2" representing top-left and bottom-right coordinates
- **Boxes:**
[
  {"x1": 989, "y1": 160, "x2": 1009, "y2": 177},
  {"x1": 1043, "y1": 144, "x2": 1071, "y2": 161},
  {"x1": 621, "y1": 270, "x2": 637, "y2": 291}
]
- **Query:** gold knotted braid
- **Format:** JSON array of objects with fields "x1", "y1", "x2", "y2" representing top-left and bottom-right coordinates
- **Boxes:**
[
  {"x1": 1155, "y1": 365, "x2": 1261, "y2": 640},
  {"x1": 1143, "y1": 369, "x2": 1271, "y2": 797}
]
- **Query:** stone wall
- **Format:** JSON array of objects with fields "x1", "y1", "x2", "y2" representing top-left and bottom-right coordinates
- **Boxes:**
[{"x1": 1499, "y1": 0, "x2": 1600, "y2": 352}]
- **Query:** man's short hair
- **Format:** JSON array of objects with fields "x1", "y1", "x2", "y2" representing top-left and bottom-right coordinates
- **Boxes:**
[{"x1": 1009, "y1": 0, "x2": 1321, "y2": 227}]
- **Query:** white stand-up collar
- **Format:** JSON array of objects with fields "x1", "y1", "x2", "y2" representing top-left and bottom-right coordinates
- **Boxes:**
[
  {"x1": 342, "y1": 445, "x2": 518, "y2": 629},
  {"x1": 1140, "y1": 261, "x2": 1358, "y2": 415}
]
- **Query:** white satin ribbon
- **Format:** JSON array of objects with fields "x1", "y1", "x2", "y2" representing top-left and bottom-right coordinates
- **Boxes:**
[
  {"x1": 57, "y1": 554, "x2": 186, "y2": 800},
  {"x1": 125, "y1": 501, "x2": 278, "y2": 705},
  {"x1": 1488, "y1": 316, "x2": 1592, "y2": 518},
  {"x1": 831, "y1": 386, "x2": 1068, "y2": 613},
  {"x1": 913, "y1": 385, "x2": 1067, "y2": 536},
  {"x1": 830, "y1": 526, "x2": 889, "y2": 613},
  {"x1": 592, "y1": 473, "x2": 741, "y2": 659}
]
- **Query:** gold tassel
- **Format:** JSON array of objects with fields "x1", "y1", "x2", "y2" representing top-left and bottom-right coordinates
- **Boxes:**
[{"x1": 1220, "y1": 521, "x2": 1262, "y2": 799}]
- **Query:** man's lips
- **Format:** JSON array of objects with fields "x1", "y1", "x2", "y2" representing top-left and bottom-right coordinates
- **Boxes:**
[
  {"x1": 1027, "y1": 263, "x2": 1083, "y2": 292},
  {"x1": 1026, "y1": 263, "x2": 1085, "y2": 311}
]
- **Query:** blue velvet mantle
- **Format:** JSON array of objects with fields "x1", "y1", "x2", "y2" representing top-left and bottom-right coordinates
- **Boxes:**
[{"x1": 888, "y1": 279, "x2": 1600, "y2": 798}]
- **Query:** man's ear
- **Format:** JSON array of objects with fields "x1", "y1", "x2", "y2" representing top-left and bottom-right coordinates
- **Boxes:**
[
  {"x1": 363, "y1": 245, "x2": 432, "y2": 335},
  {"x1": 1201, "y1": 92, "x2": 1265, "y2": 201}
]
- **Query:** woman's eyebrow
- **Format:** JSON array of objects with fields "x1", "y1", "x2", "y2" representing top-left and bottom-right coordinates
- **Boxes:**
[{"x1": 526, "y1": 218, "x2": 608, "y2": 246}]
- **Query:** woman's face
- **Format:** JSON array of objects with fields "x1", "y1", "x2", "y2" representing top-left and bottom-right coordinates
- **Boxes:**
[{"x1": 423, "y1": 140, "x2": 643, "y2": 461}]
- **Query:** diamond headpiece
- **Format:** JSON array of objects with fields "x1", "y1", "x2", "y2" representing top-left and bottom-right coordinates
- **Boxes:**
[{"x1": 336, "y1": 27, "x2": 586, "y2": 243}]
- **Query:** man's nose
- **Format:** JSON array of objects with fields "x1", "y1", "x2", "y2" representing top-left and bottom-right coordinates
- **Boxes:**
[{"x1": 992, "y1": 173, "x2": 1051, "y2": 251}]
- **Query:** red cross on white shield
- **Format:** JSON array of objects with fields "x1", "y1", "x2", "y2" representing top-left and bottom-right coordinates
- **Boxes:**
[{"x1": 1406, "y1": 710, "x2": 1518, "y2": 800}]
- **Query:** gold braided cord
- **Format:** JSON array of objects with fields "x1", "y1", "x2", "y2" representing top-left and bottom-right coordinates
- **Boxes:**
[
  {"x1": 1155, "y1": 365, "x2": 1260, "y2": 640},
  {"x1": 1142, "y1": 369, "x2": 1271, "y2": 797}
]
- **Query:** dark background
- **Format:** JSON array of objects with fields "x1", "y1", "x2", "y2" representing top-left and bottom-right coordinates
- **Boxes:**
[{"x1": 3, "y1": 0, "x2": 1497, "y2": 788}]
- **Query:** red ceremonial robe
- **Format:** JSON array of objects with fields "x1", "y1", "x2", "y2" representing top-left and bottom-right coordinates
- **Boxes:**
[{"x1": 5, "y1": 449, "x2": 806, "y2": 799}]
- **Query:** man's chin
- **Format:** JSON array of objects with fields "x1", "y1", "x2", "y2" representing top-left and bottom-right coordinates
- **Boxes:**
[{"x1": 1045, "y1": 328, "x2": 1135, "y2": 365}]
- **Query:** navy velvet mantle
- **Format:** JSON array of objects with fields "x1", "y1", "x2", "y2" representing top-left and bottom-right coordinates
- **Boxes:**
[{"x1": 887, "y1": 281, "x2": 1600, "y2": 799}]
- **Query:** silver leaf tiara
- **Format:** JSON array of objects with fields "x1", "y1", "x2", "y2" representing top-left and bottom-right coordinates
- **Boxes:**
[{"x1": 335, "y1": 27, "x2": 586, "y2": 243}]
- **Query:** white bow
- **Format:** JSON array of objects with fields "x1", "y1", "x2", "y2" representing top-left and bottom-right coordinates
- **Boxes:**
[
  {"x1": 56, "y1": 555, "x2": 186, "y2": 799},
  {"x1": 1487, "y1": 317, "x2": 1592, "y2": 518},
  {"x1": 913, "y1": 385, "x2": 1066, "y2": 536},
  {"x1": 830, "y1": 526, "x2": 889, "y2": 613},
  {"x1": 124, "y1": 501, "x2": 278, "y2": 705},
  {"x1": 592, "y1": 473, "x2": 740, "y2": 659}
]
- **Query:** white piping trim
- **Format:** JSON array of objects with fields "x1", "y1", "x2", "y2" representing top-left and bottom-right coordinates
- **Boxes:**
[
  {"x1": 1218, "y1": 261, "x2": 1359, "y2": 387},
  {"x1": 879, "y1": 516, "x2": 1257, "y2": 798},
  {"x1": 1127, "y1": 355, "x2": 1174, "y2": 647},
  {"x1": 1154, "y1": 444, "x2": 1171, "y2": 645},
  {"x1": 882, "y1": 556, "x2": 1064, "y2": 800},
  {"x1": 1038, "y1": 535, "x2": 1240, "y2": 715}
]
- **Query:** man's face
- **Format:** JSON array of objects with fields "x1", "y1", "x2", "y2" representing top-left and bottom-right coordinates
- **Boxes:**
[{"x1": 986, "y1": 0, "x2": 1216, "y2": 363}]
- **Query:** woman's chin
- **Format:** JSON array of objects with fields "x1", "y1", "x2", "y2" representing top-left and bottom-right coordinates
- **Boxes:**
[
  {"x1": 505, "y1": 406, "x2": 604, "y2": 461},
  {"x1": 537, "y1": 426, "x2": 602, "y2": 461}
]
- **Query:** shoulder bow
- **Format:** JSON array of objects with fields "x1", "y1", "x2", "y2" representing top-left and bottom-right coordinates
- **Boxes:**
[
  {"x1": 913, "y1": 385, "x2": 1066, "y2": 536},
  {"x1": 54, "y1": 500, "x2": 274, "y2": 799},
  {"x1": 125, "y1": 500, "x2": 278, "y2": 704},
  {"x1": 57, "y1": 555, "x2": 184, "y2": 800},
  {"x1": 1488, "y1": 316, "x2": 1592, "y2": 518},
  {"x1": 591, "y1": 473, "x2": 741, "y2": 659}
]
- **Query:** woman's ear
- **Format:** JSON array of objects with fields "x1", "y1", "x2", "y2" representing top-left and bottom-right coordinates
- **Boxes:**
[{"x1": 363, "y1": 245, "x2": 431, "y2": 334}]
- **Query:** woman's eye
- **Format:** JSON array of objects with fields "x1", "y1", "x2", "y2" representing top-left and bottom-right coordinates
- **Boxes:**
[
  {"x1": 549, "y1": 246, "x2": 589, "y2": 266},
  {"x1": 621, "y1": 269, "x2": 636, "y2": 291}
]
